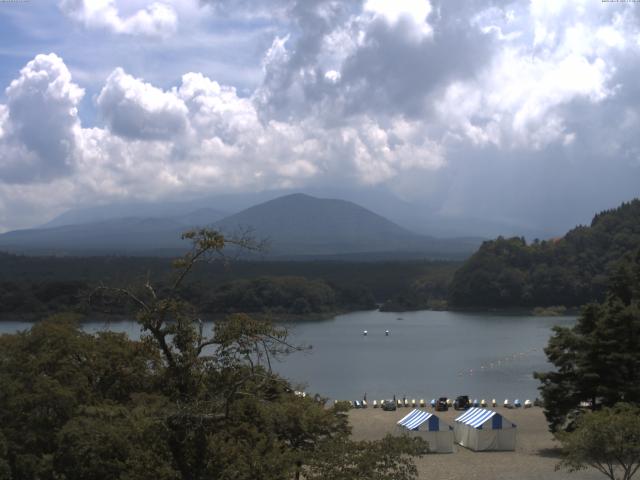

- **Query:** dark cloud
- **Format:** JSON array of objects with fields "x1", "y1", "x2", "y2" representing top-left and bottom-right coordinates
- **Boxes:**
[{"x1": 339, "y1": 16, "x2": 494, "y2": 118}]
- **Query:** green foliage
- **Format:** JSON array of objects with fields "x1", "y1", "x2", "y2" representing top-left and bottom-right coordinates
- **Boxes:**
[
  {"x1": 0, "y1": 314, "x2": 159, "y2": 479},
  {"x1": 54, "y1": 403, "x2": 179, "y2": 480},
  {"x1": 0, "y1": 229, "x2": 426, "y2": 480},
  {"x1": 0, "y1": 430, "x2": 11, "y2": 480},
  {"x1": 379, "y1": 268, "x2": 451, "y2": 311},
  {"x1": 304, "y1": 434, "x2": 428, "y2": 480},
  {"x1": 556, "y1": 403, "x2": 640, "y2": 480},
  {"x1": 0, "y1": 253, "x2": 460, "y2": 317},
  {"x1": 535, "y1": 251, "x2": 640, "y2": 432},
  {"x1": 450, "y1": 199, "x2": 640, "y2": 308},
  {"x1": 204, "y1": 276, "x2": 339, "y2": 314}
]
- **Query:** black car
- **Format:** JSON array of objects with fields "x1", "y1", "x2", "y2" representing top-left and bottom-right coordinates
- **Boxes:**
[
  {"x1": 454, "y1": 395, "x2": 471, "y2": 410},
  {"x1": 435, "y1": 397, "x2": 448, "y2": 411},
  {"x1": 381, "y1": 399, "x2": 396, "y2": 411}
]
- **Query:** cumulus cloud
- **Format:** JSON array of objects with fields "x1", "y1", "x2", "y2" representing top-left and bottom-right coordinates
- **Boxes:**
[
  {"x1": 177, "y1": 72, "x2": 259, "y2": 144},
  {"x1": 253, "y1": 0, "x2": 494, "y2": 122},
  {"x1": 435, "y1": 0, "x2": 639, "y2": 149},
  {"x1": 0, "y1": 51, "x2": 446, "y2": 230},
  {"x1": 0, "y1": 53, "x2": 84, "y2": 183},
  {"x1": 97, "y1": 68, "x2": 189, "y2": 140},
  {"x1": 1, "y1": 0, "x2": 640, "y2": 233},
  {"x1": 364, "y1": 0, "x2": 433, "y2": 38},
  {"x1": 59, "y1": 0, "x2": 177, "y2": 37}
]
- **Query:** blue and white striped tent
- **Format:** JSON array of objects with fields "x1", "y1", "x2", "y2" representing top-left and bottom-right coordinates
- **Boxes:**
[
  {"x1": 397, "y1": 409, "x2": 454, "y2": 453},
  {"x1": 454, "y1": 407, "x2": 516, "y2": 451}
]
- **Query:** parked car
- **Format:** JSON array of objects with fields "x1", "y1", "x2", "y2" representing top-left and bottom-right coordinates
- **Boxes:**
[
  {"x1": 454, "y1": 395, "x2": 471, "y2": 410},
  {"x1": 382, "y1": 399, "x2": 396, "y2": 411},
  {"x1": 435, "y1": 397, "x2": 449, "y2": 411}
]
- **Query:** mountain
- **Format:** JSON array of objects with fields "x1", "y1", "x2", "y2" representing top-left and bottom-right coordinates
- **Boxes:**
[
  {"x1": 212, "y1": 193, "x2": 480, "y2": 258},
  {"x1": 0, "y1": 193, "x2": 482, "y2": 259},
  {"x1": 0, "y1": 217, "x2": 187, "y2": 255},
  {"x1": 448, "y1": 199, "x2": 640, "y2": 308},
  {"x1": 42, "y1": 201, "x2": 228, "y2": 229},
  {"x1": 39, "y1": 187, "x2": 553, "y2": 240}
]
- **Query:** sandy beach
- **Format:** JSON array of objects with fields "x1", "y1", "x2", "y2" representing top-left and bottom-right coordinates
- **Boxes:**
[{"x1": 348, "y1": 406, "x2": 604, "y2": 480}]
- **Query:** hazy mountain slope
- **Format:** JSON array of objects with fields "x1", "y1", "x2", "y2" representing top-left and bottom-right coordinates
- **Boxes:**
[
  {"x1": 0, "y1": 217, "x2": 187, "y2": 255},
  {"x1": 39, "y1": 187, "x2": 552, "y2": 239},
  {"x1": 42, "y1": 201, "x2": 228, "y2": 229},
  {"x1": 213, "y1": 193, "x2": 475, "y2": 257},
  {"x1": 0, "y1": 193, "x2": 482, "y2": 258}
]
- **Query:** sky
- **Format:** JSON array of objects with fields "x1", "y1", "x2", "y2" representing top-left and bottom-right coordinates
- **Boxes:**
[{"x1": 0, "y1": 0, "x2": 639, "y2": 236}]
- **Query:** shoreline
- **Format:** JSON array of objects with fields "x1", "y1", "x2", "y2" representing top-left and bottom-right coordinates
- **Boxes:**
[
  {"x1": 348, "y1": 406, "x2": 602, "y2": 479},
  {"x1": 0, "y1": 306, "x2": 580, "y2": 324}
]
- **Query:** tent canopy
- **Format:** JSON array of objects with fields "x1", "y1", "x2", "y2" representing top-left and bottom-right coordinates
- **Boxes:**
[
  {"x1": 455, "y1": 407, "x2": 515, "y2": 430},
  {"x1": 453, "y1": 407, "x2": 516, "y2": 451},
  {"x1": 397, "y1": 409, "x2": 450, "y2": 432},
  {"x1": 397, "y1": 409, "x2": 454, "y2": 453}
]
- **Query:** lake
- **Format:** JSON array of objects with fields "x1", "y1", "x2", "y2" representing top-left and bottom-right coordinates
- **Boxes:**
[{"x1": 0, "y1": 310, "x2": 574, "y2": 403}]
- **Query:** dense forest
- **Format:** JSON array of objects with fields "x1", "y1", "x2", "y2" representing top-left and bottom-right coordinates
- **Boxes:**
[
  {"x1": 0, "y1": 253, "x2": 458, "y2": 318},
  {"x1": 449, "y1": 199, "x2": 640, "y2": 308}
]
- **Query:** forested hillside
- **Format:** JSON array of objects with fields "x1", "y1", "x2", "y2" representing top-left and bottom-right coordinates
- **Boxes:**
[
  {"x1": 0, "y1": 253, "x2": 457, "y2": 318},
  {"x1": 449, "y1": 199, "x2": 640, "y2": 308}
]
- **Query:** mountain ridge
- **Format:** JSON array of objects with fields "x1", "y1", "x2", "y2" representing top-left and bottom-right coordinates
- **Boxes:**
[{"x1": 0, "y1": 193, "x2": 481, "y2": 259}]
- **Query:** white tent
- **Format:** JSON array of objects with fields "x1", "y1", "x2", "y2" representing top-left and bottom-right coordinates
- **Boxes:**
[
  {"x1": 454, "y1": 407, "x2": 516, "y2": 451},
  {"x1": 396, "y1": 409, "x2": 454, "y2": 453}
]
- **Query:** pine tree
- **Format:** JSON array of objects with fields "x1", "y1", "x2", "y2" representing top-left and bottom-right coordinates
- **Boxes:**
[{"x1": 535, "y1": 251, "x2": 640, "y2": 432}]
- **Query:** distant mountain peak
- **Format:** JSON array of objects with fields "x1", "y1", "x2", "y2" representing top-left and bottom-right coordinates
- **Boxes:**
[{"x1": 0, "y1": 193, "x2": 481, "y2": 259}]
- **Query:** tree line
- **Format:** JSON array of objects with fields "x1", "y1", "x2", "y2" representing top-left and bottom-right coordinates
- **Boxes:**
[
  {"x1": 449, "y1": 199, "x2": 640, "y2": 309},
  {"x1": 0, "y1": 253, "x2": 458, "y2": 318}
]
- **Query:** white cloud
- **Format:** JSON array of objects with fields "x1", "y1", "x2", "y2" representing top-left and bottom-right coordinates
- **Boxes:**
[
  {"x1": 1, "y1": 0, "x2": 640, "y2": 232},
  {"x1": 0, "y1": 53, "x2": 84, "y2": 183},
  {"x1": 178, "y1": 72, "x2": 259, "y2": 143},
  {"x1": 59, "y1": 0, "x2": 177, "y2": 37},
  {"x1": 324, "y1": 70, "x2": 341, "y2": 83},
  {"x1": 0, "y1": 53, "x2": 448, "y2": 229},
  {"x1": 97, "y1": 67, "x2": 189, "y2": 140},
  {"x1": 0, "y1": 105, "x2": 7, "y2": 140},
  {"x1": 436, "y1": 2, "x2": 623, "y2": 150},
  {"x1": 364, "y1": 0, "x2": 433, "y2": 37}
]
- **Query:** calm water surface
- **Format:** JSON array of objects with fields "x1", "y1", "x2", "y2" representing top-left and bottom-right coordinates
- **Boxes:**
[{"x1": 1, "y1": 310, "x2": 574, "y2": 402}]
